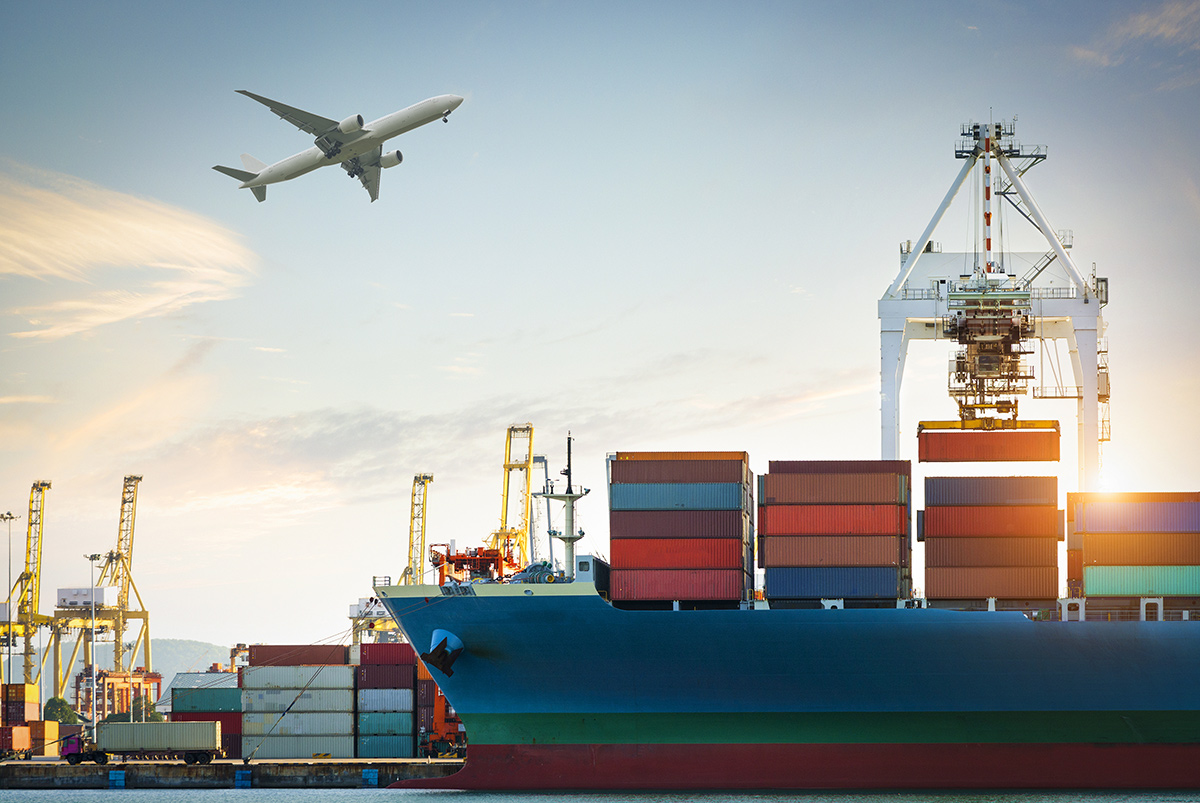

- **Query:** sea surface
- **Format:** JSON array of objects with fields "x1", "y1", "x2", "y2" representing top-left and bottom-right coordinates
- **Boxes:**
[{"x1": 4, "y1": 792, "x2": 1200, "y2": 803}]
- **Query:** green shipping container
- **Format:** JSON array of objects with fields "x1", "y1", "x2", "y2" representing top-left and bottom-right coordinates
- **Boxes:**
[
  {"x1": 1084, "y1": 565, "x2": 1200, "y2": 597},
  {"x1": 356, "y1": 712, "x2": 414, "y2": 736},
  {"x1": 172, "y1": 687, "x2": 243, "y2": 713},
  {"x1": 356, "y1": 734, "x2": 414, "y2": 758}
]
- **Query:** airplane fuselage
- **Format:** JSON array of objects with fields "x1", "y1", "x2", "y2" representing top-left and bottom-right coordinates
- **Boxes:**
[{"x1": 240, "y1": 94, "x2": 463, "y2": 189}]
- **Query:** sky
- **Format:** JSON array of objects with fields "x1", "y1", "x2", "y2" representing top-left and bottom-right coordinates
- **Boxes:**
[{"x1": 2, "y1": 1, "x2": 1199, "y2": 650}]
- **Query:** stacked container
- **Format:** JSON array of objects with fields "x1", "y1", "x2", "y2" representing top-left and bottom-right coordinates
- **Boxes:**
[
  {"x1": 608, "y1": 451, "x2": 753, "y2": 607},
  {"x1": 353, "y1": 641, "x2": 417, "y2": 758},
  {"x1": 29, "y1": 719, "x2": 58, "y2": 757},
  {"x1": 923, "y1": 476, "x2": 1060, "y2": 602},
  {"x1": 759, "y1": 461, "x2": 912, "y2": 606},
  {"x1": 918, "y1": 428, "x2": 1060, "y2": 462},
  {"x1": 2, "y1": 684, "x2": 39, "y2": 726},
  {"x1": 240, "y1": 648, "x2": 355, "y2": 759},
  {"x1": 1072, "y1": 492, "x2": 1200, "y2": 599},
  {"x1": 170, "y1": 671, "x2": 241, "y2": 759}
]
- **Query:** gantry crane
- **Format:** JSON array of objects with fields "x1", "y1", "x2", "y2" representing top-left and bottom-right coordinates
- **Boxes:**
[
  {"x1": 401, "y1": 474, "x2": 434, "y2": 585},
  {"x1": 2, "y1": 481, "x2": 52, "y2": 684}
]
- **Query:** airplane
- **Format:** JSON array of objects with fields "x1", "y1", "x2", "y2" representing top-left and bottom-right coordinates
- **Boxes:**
[{"x1": 213, "y1": 91, "x2": 464, "y2": 203}]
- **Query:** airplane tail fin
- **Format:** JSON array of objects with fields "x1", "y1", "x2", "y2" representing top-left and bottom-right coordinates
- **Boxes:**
[
  {"x1": 240, "y1": 153, "x2": 268, "y2": 173},
  {"x1": 212, "y1": 164, "x2": 267, "y2": 202}
]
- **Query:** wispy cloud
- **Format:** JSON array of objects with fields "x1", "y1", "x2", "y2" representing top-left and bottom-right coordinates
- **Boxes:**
[
  {"x1": 0, "y1": 395, "x2": 55, "y2": 404},
  {"x1": 0, "y1": 164, "x2": 257, "y2": 339},
  {"x1": 1071, "y1": 1, "x2": 1200, "y2": 89},
  {"x1": 254, "y1": 346, "x2": 286, "y2": 353}
]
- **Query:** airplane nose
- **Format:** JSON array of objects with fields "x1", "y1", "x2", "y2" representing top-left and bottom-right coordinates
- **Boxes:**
[{"x1": 450, "y1": 95, "x2": 464, "y2": 110}]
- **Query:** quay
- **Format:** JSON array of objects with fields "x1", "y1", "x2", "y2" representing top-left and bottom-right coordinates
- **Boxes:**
[{"x1": 0, "y1": 758, "x2": 464, "y2": 789}]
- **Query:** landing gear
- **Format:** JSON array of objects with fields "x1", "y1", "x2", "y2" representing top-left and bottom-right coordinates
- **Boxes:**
[{"x1": 343, "y1": 157, "x2": 364, "y2": 179}]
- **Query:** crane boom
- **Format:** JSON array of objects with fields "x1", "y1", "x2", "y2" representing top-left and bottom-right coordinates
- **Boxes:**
[
  {"x1": 403, "y1": 474, "x2": 434, "y2": 585},
  {"x1": 486, "y1": 424, "x2": 534, "y2": 569},
  {"x1": 9, "y1": 481, "x2": 51, "y2": 683},
  {"x1": 96, "y1": 475, "x2": 141, "y2": 673}
]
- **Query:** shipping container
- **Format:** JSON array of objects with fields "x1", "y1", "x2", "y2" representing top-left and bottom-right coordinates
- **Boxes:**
[
  {"x1": 415, "y1": 660, "x2": 432, "y2": 682},
  {"x1": 357, "y1": 688, "x2": 415, "y2": 713},
  {"x1": 1066, "y1": 491, "x2": 1200, "y2": 521},
  {"x1": 172, "y1": 712, "x2": 242, "y2": 734},
  {"x1": 759, "y1": 473, "x2": 908, "y2": 505},
  {"x1": 610, "y1": 568, "x2": 748, "y2": 601},
  {"x1": 416, "y1": 705, "x2": 435, "y2": 734},
  {"x1": 172, "y1": 686, "x2": 242, "y2": 713},
  {"x1": 760, "y1": 535, "x2": 905, "y2": 567},
  {"x1": 241, "y1": 711, "x2": 354, "y2": 736},
  {"x1": 758, "y1": 504, "x2": 908, "y2": 536},
  {"x1": 97, "y1": 721, "x2": 220, "y2": 752},
  {"x1": 923, "y1": 537, "x2": 1058, "y2": 568},
  {"x1": 357, "y1": 711, "x2": 415, "y2": 735},
  {"x1": 356, "y1": 734, "x2": 415, "y2": 759},
  {"x1": 247, "y1": 644, "x2": 349, "y2": 666},
  {"x1": 239, "y1": 665, "x2": 355, "y2": 690},
  {"x1": 356, "y1": 664, "x2": 415, "y2": 690},
  {"x1": 615, "y1": 451, "x2": 748, "y2": 463},
  {"x1": 767, "y1": 460, "x2": 911, "y2": 475},
  {"x1": 2, "y1": 684, "x2": 38, "y2": 703},
  {"x1": 240, "y1": 734, "x2": 354, "y2": 759},
  {"x1": 54, "y1": 585, "x2": 120, "y2": 608},
  {"x1": 922, "y1": 505, "x2": 1061, "y2": 537},
  {"x1": 1067, "y1": 549, "x2": 1083, "y2": 583},
  {"x1": 357, "y1": 642, "x2": 417, "y2": 666},
  {"x1": 609, "y1": 482, "x2": 747, "y2": 512},
  {"x1": 30, "y1": 719, "x2": 58, "y2": 757},
  {"x1": 609, "y1": 509, "x2": 749, "y2": 540},
  {"x1": 240, "y1": 688, "x2": 354, "y2": 713},
  {"x1": 924, "y1": 476, "x2": 1058, "y2": 507},
  {"x1": 416, "y1": 678, "x2": 437, "y2": 707},
  {"x1": 610, "y1": 537, "x2": 745, "y2": 570},
  {"x1": 170, "y1": 671, "x2": 238, "y2": 690},
  {"x1": 1073, "y1": 502, "x2": 1200, "y2": 534},
  {"x1": 764, "y1": 567, "x2": 904, "y2": 599},
  {"x1": 222, "y1": 733, "x2": 242, "y2": 760},
  {"x1": 1082, "y1": 532, "x2": 1200, "y2": 565},
  {"x1": 924, "y1": 566, "x2": 1058, "y2": 599},
  {"x1": 3, "y1": 701, "x2": 39, "y2": 725},
  {"x1": 1083, "y1": 565, "x2": 1200, "y2": 597},
  {"x1": 611, "y1": 459, "x2": 749, "y2": 485},
  {"x1": 0, "y1": 726, "x2": 31, "y2": 751},
  {"x1": 918, "y1": 430, "x2": 1060, "y2": 462}
]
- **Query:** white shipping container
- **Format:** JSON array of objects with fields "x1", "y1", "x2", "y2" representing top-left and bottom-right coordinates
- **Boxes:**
[
  {"x1": 170, "y1": 671, "x2": 238, "y2": 690},
  {"x1": 240, "y1": 735, "x2": 354, "y2": 760},
  {"x1": 241, "y1": 711, "x2": 354, "y2": 736},
  {"x1": 241, "y1": 688, "x2": 354, "y2": 713},
  {"x1": 356, "y1": 688, "x2": 414, "y2": 713},
  {"x1": 350, "y1": 643, "x2": 360, "y2": 666},
  {"x1": 349, "y1": 598, "x2": 386, "y2": 618},
  {"x1": 56, "y1": 586, "x2": 120, "y2": 608},
  {"x1": 239, "y1": 664, "x2": 355, "y2": 690},
  {"x1": 97, "y1": 721, "x2": 220, "y2": 752}
]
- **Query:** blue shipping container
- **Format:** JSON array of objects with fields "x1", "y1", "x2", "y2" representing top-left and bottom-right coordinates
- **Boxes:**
[
  {"x1": 356, "y1": 735, "x2": 415, "y2": 759},
  {"x1": 609, "y1": 482, "x2": 747, "y2": 512},
  {"x1": 1075, "y1": 502, "x2": 1200, "y2": 534},
  {"x1": 357, "y1": 712, "x2": 414, "y2": 736},
  {"x1": 925, "y1": 477, "x2": 1057, "y2": 507},
  {"x1": 171, "y1": 687, "x2": 242, "y2": 713},
  {"x1": 1084, "y1": 565, "x2": 1200, "y2": 597},
  {"x1": 764, "y1": 567, "x2": 901, "y2": 599}
]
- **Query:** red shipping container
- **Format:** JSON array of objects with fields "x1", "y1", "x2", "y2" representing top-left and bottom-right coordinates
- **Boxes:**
[
  {"x1": 359, "y1": 642, "x2": 417, "y2": 666},
  {"x1": 248, "y1": 644, "x2": 349, "y2": 666},
  {"x1": 1067, "y1": 549, "x2": 1083, "y2": 582},
  {"x1": 2, "y1": 684, "x2": 37, "y2": 702},
  {"x1": 610, "y1": 509, "x2": 749, "y2": 540},
  {"x1": 172, "y1": 711, "x2": 242, "y2": 734},
  {"x1": 610, "y1": 459, "x2": 748, "y2": 484},
  {"x1": 923, "y1": 505, "x2": 1060, "y2": 537},
  {"x1": 417, "y1": 678, "x2": 437, "y2": 707},
  {"x1": 0, "y1": 726, "x2": 31, "y2": 751},
  {"x1": 768, "y1": 460, "x2": 910, "y2": 475},
  {"x1": 925, "y1": 566, "x2": 1058, "y2": 599},
  {"x1": 222, "y1": 733, "x2": 242, "y2": 759},
  {"x1": 610, "y1": 568, "x2": 747, "y2": 601},
  {"x1": 3, "y1": 701, "x2": 39, "y2": 725},
  {"x1": 610, "y1": 537, "x2": 745, "y2": 570},
  {"x1": 356, "y1": 664, "x2": 415, "y2": 690},
  {"x1": 761, "y1": 473, "x2": 907, "y2": 505},
  {"x1": 758, "y1": 505, "x2": 908, "y2": 536},
  {"x1": 616, "y1": 451, "x2": 747, "y2": 463},
  {"x1": 416, "y1": 704, "x2": 436, "y2": 734},
  {"x1": 760, "y1": 535, "x2": 904, "y2": 567},
  {"x1": 918, "y1": 430, "x2": 1059, "y2": 462},
  {"x1": 924, "y1": 537, "x2": 1058, "y2": 568},
  {"x1": 1082, "y1": 532, "x2": 1200, "y2": 566}
]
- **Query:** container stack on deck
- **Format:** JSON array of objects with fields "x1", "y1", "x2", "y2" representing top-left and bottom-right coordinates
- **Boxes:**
[
  {"x1": 758, "y1": 461, "x2": 912, "y2": 607},
  {"x1": 353, "y1": 641, "x2": 417, "y2": 758},
  {"x1": 2, "y1": 683, "x2": 45, "y2": 757},
  {"x1": 608, "y1": 451, "x2": 753, "y2": 608},
  {"x1": 922, "y1": 477, "x2": 1061, "y2": 606},
  {"x1": 1072, "y1": 492, "x2": 1200, "y2": 615},
  {"x1": 170, "y1": 671, "x2": 241, "y2": 759}
]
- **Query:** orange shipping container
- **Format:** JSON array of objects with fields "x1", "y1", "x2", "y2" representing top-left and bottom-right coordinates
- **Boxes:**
[
  {"x1": 416, "y1": 659, "x2": 433, "y2": 682},
  {"x1": 925, "y1": 566, "x2": 1058, "y2": 599},
  {"x1": 1082, "y1": 532, "x2": 1200, "y2": 566},
  {"x1": 30, "y1": 719, "x2": 59, "y2": 757},
  {"x1": 924, "y1": 536, "x2": 1058, "y2": 568},
  {"x1": 610, "y1": 537, "x2": 745, "y2": 570},
  {"x1": 918, "y1": 430, "x2": 1059, "y2": 462},
  {"x1": 922, "y1": 506, "x2": 1061, "y2": 537},
  {"x1": 1067, "y1": 549, "x2": 1083, "y2": 582},
  {"x1": 760, "y1": 535, "x2": 905, "y2": 567},
  {"x1": 2, "y1": 684, "x2": 37, "y2": 702},
  {"x1": 615, "y1": 451, "x2": 748, "y2": 463},
  {"x1": 760, "y1": 473, "x2": 907, "y2": 505},
  {"x1": 758, "y1": 504, "x2": 908, "y2": 536},
  {"x1": 1066, "y1": 491, "x2": 1200, "y2": 521},
  {"x1": 0, "y1": 726, "x2": 31, "y2": 751}
]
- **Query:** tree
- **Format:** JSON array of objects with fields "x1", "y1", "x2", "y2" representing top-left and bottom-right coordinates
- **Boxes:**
[
  {"x1": 100, "y1": 693, "x2": 164, "y2": 723},
  {"x1": 43, "y1": 697, "x2": 80, "y2": 724}
]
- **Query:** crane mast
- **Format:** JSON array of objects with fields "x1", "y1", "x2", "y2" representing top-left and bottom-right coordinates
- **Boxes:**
[
  {"x1": 486, "y1": 424, "x2": 534, "y2": 569},
  {"x1": 403, "y1": 474, "x2": 434, "y2": 585},
  {"x1": 96, "y1": 475, "x2": 141, "y2": 672}
]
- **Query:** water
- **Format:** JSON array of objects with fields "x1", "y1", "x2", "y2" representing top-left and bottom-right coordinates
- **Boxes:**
[{"x1": 3, "y1": 792, "x2": 1200, "y2": 803}]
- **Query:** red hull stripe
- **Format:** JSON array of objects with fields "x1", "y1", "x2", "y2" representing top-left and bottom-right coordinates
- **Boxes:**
[{"x1": 391, "y1": 742, "x2": 1200, "y2": 789}]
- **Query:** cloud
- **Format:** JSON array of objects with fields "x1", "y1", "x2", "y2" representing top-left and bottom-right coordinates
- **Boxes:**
[
  {"x1": 254, "y1": 346, "x2": 286, "y2": 353},
  {"x1": 1072, "y1": 1, "x2": 1200, "y2": 88},
  {"x1": 0, "y1": 163, "x2": 257, "y2": 339},
  {"x1": 0, "y1": 395, "x2": 55, "y2": 404}
]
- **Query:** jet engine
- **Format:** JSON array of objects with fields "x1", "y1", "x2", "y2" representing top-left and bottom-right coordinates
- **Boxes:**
[
  {"x1": 338, "y1": 114, "x2": 364, "y2": 134},
  {"x1": 380, "y1": 150, "x2": 403, "y2": 169}
]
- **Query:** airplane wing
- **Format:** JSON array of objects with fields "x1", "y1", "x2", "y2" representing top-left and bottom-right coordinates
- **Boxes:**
[
  {"x1": 343, "y1": 146, "x2": 383, "y2": 202},
  {"x1": 236, "y1": 90, "x2": 339, "y2": 138}
]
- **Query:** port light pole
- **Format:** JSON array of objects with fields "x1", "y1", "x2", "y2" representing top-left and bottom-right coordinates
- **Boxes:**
[
  {"x1": 85, "y1": 552, "x2": 103, "y2": 740},
  {"x1": 2, "y1": 511, "x2": 15, "y2": 687}
]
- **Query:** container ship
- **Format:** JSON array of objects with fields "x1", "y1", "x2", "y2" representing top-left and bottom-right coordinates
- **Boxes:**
[{"x1": 373, "y1": 120, "x2": 1200, "y2": 790}]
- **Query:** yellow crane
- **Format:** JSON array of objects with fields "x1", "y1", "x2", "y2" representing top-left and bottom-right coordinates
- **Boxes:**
[
  {"x1": 3, "y1": 481, "x2": 52, "y2": 684},
  {"x1": 94, "y1": 475, "x2": 151, "y2": 674},
  {"x1": 485, "y1": 424, "x2": 535, "y2": 569},
  {"x1": 402, "y1": 473, "x2": 434, "y2": 585}
]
